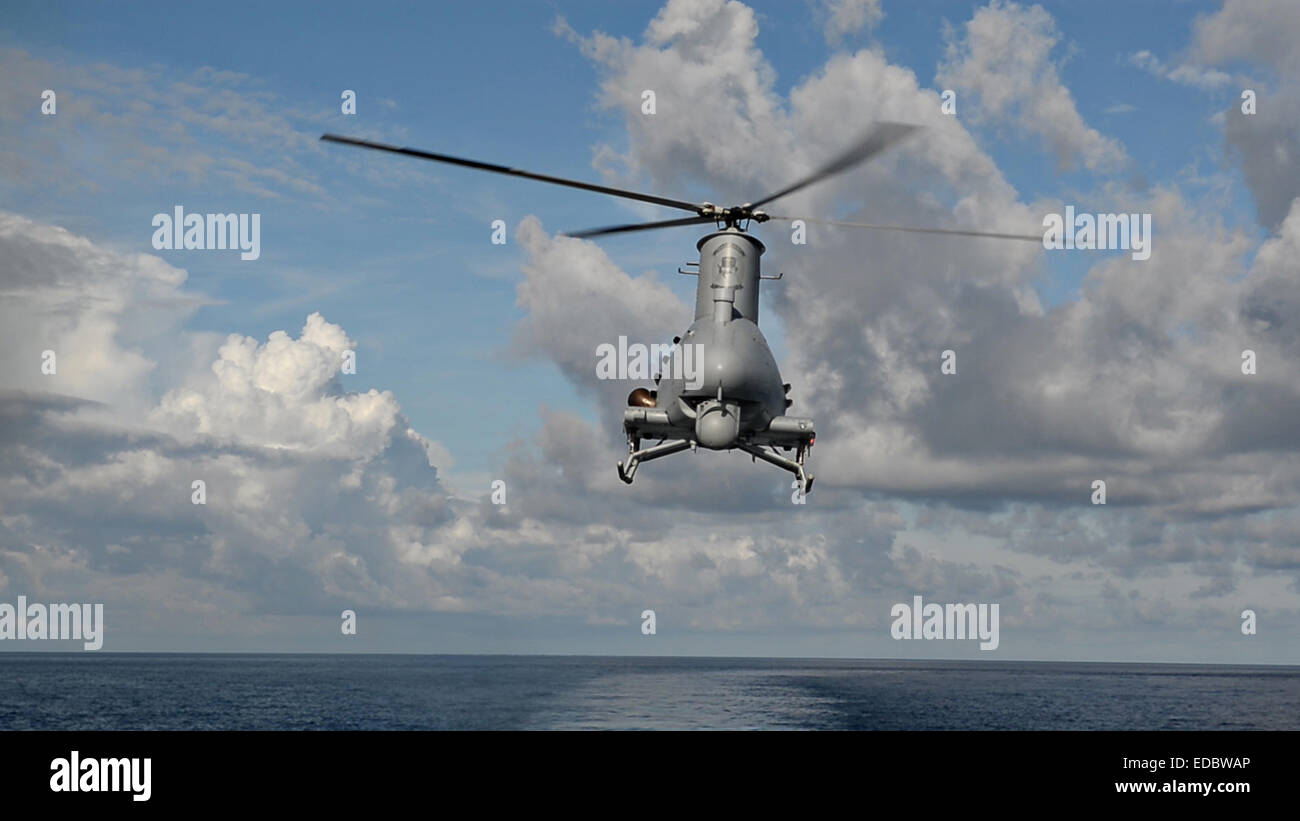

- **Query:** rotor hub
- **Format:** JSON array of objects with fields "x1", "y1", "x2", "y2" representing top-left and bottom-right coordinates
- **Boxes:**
[{"x1": 701, "y1": 203, "x2": 770, "y2": 230}]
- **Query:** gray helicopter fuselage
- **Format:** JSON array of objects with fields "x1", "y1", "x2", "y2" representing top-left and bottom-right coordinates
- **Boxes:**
[
  {"x1": 661, "y1": 314, "x2": 786, "y2": 420},
  {"x1": 656, "y1": 230, "x2": 786, "y2": 436},
  {"x1": 622, "y1": 228, "x2": 814, "y2": 462}
]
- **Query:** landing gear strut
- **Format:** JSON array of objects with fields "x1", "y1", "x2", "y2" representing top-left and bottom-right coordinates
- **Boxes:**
[
  {"x1": 738, "y1": 441, "x2": 814, "y2": 495},
  {"x1": 617, "y1": 436, "x2": 693, "y2": 484},
  {"x1": 616, "y1": 432, "x2": 814, "y2": 495}
]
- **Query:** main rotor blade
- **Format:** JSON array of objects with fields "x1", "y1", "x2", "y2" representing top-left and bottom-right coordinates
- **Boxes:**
[
  {"x1": 321, "y1": 134, "x2": 702, "y2": 214},
  {"x1": 766, "y1": 215, "x2": 1043, "y2": 242},
  {"x1": 747, "y1": 122, "x2": 919, "y2": 210},
  {"x1": 564, "y1": 215, "x2": 719, "y2": 239}
]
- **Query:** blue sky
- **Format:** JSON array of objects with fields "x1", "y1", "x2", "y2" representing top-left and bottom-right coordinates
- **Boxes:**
[{"x1": 2, "y1": 0, "x2": 1298, "y2": 661}]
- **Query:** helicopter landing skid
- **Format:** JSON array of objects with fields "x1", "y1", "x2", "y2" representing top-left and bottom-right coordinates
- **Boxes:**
[
  {"x1": 737, "y1": 442, "x2": 815, "y2": 496},
  {"x1": 617, "y1": 438, "x2": 693, "y2": 484}
]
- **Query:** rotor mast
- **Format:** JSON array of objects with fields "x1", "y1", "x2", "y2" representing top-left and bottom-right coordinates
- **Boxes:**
[{"x1": 694, "y1": 229, "x2": 765, "y2": 325}]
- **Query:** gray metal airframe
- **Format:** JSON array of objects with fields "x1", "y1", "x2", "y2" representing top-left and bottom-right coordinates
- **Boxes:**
[{"x1": 618, "y1": 228, "x2": 815, "y2": 494}]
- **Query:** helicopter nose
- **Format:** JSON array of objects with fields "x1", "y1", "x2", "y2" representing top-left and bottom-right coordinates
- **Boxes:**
[{"x1": 695, "y1": 400, "x2": 739, "y2": 449}]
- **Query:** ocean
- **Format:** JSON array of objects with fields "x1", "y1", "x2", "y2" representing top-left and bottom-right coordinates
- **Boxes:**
[{"x1": 2, "y1": 654, "x2": 1297, "y2": 730}]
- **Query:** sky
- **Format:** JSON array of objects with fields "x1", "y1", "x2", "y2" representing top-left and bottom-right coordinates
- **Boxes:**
[{"x1": 1, "y1": 0, "x2": 1298, "y2": 662}]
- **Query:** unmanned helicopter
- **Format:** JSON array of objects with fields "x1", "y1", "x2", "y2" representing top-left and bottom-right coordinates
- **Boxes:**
[{"x1": 321, "y1": 124, "x2": 1039, "y2": 494}]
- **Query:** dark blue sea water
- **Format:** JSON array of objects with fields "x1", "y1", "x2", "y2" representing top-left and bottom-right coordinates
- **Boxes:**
[{"x1": 1, "y1": 654, "x2": 1297, "y2": 730}]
